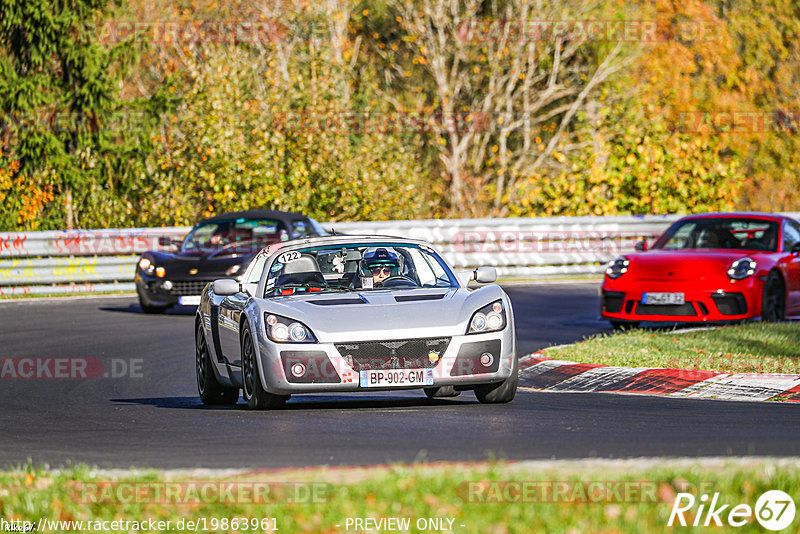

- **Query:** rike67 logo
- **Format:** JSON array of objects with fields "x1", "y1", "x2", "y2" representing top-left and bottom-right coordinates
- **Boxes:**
[{"x1": 669, "y1": 490, "x2": 796, "y2": 531}]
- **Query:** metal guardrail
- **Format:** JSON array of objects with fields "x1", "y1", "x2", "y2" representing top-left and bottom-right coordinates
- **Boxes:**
[{"x1": 2, "y1": 213, "x2": 797, "y2": 296}]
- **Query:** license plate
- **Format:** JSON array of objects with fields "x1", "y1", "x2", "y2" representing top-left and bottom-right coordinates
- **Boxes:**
[
  {"x1": 359, "y1": 369, "x2": 434, "y2": 388},
  {"x1": 642, "y1": 292, "x2": 684, "y2": 305},
  {"x1": 178, "y1": 295, "x2": 201, "y2": 306}
]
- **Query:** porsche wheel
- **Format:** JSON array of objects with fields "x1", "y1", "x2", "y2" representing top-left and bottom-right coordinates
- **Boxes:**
[
  {"x1": 761, "y1": 271, "x2": 786, "y2": 322},
  {"x1": 196, "y1": 322, "x2": 239, "y2": 405},
  {"x1": 474, "y1": 353, "x2": 518, "y2": 404},
  {"x1": 424, "y1": 386, "x2": 460, "y2": 398},
  {"x1": 241, "y1": 322, "x2": 289, "y2": 410}
]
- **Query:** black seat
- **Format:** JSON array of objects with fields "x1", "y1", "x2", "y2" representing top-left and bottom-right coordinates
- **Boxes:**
[
  {"x1": 699, "y1": 228, "x2": 739, "y2": 249},
  {"x1": 275, "y1": 255, "x2": 326, "y2": 286},
  {"x1": 743, "y1": 237, "x2": 766, "y2": 250}
]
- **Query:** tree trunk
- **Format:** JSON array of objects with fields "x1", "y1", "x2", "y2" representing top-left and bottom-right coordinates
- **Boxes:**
[{"x1": 65, "y1": 187, "x2": 74, "y2": 230}]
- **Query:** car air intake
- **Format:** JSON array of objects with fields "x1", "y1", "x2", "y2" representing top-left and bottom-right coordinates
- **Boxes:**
[
  {"x1": 711, "y1": 293, "x2": 748, "y2": 315},
  {"x1": 601, "y1": 291, "x2": 625, "y2": 313},
  {"x1": 450, "y1": 340, "x2": 502, "y2": 376},
  {"x1": 307, "y1": 298, "x2": 365, "y2": 306},
  {"x1": 335, "y1": 338, "x2": 451, "y2": 371},
  {"x1": 394, "y1": 293, "x2": 447, "y2": 302},
  {"x1": 280, "y1": 351, "x2": 340, "y2": 383}
]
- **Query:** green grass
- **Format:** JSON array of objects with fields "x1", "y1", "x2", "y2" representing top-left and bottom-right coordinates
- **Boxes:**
[
  {"x1": 1, "y1": 460, "x2": 799, "y2": 533},
  {"x1": 545, "y1": 322, "x2": 800, "y2": 373}
]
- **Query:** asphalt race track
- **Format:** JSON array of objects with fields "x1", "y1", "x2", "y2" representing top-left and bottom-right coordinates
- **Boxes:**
[{"x1": 1, "y1": 282, "x2": 799, "y2": 469}]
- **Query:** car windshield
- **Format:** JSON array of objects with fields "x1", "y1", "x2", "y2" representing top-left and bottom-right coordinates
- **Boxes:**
[
  {"x1": 263, "y1": 243, "x2": 459, "y2": 297},
  {"x1": 181, "y1": 218, "x2": 289, "y2": 254},
  {"x1": 653, "y1": 218, "x2": 779, "y2": 252}
]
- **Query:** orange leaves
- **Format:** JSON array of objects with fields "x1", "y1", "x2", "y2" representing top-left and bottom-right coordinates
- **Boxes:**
[{"x1": 0, "y1": 160, "x2": 55, "y2": 229}]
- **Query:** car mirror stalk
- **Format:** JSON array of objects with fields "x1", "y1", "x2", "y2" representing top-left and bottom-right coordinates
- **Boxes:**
[{"x1": 474, "y1": 266, "x2": 498, "y2": 283}]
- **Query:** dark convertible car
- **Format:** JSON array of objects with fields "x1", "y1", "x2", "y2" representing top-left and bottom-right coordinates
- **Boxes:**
[{"x1": 134, "y1": 210, "x2": 328, "y2": 313}]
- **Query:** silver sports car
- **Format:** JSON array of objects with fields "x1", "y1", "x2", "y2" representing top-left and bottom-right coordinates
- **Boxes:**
[{"x1": 195, "y1": 235, "x2": 517, "y2": 409}]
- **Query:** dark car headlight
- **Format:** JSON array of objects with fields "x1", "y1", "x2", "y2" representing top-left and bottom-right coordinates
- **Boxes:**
[
  {"x1": 467, "y1": 300, "x2": 507, "y2": 334},
  {"x1": 264, "y1": 313, "x2": 317, "y2": 343},
  {"x1": 727, "y1": 257, "x2": 757, "y2": 280},
  {"x1": 606, "y1": 256, "x2": 630, "y2": 279}
]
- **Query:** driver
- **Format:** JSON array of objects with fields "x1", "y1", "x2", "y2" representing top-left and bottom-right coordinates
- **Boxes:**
[{"x1": 361, "y1": 248, "x2": 401, "y2": 286}]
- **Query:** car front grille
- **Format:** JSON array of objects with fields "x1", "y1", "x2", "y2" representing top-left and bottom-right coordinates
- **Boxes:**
[
  {"x1": 163, "y1": 280, "x2": 211, "y2": 296},
  {"x1": 335, "y1": 337, "x2": 451, "y2": 371}
]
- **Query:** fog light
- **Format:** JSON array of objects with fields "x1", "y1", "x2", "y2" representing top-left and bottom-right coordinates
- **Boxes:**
[
  {"x1": 162, "y1": 280, "x2": 173, "y2": 291},
  {"x1": 290, "y1": 362, "x2": 306, "y2": 378},
  {"x1": 479, "y1": 352, "x2": 494, "y2": 367},
  {"x1": 155, "y1": 266, "x2": 166, "y2": 278}
]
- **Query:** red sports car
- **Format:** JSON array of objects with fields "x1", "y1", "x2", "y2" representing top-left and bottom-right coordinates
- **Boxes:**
[{"x1": 601, "y1": 212, "x2": 800, "y2": 328}]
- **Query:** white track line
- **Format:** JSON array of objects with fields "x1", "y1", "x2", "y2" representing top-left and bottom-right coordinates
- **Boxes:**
[
  {"x1": 671, "y1": 374, "x2": 800, "y2": 401},
  {"x1": 550, "y1": 366, "x2": 651, "y2": 392}
]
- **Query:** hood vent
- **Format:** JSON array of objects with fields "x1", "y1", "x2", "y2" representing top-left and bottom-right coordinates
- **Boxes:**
[
  {"x1": 307, "y1": 297, "x2": 365, "y2": 306},
  {"x1": 394, "y1": 293, "x2": 446, "y2": 302}
]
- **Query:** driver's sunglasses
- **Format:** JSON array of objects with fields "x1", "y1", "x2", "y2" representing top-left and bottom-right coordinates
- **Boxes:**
[{"x1": 371, "y1": 266, "x2": 392, "y2": 275}]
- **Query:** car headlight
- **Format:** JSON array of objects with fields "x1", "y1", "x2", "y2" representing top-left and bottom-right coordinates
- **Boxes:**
[
  {"x1": 606, "y1": 256, "x2": 630, "y2": 279},
  {"x1": 226, "y1": 264, "x2": 242, "y2": 276},
  {"x1": 264, "y1": 313, "x2": 317, "y2": 343},
  {"x1": 727, "y1": 257, "x2": 757, "y2": 280},
  {"x1": 138, "y1": 257, "x2": 155, "y2": 275},
  {"x1": 467, "y1": 300, "x2": 507, "y2": 334}
]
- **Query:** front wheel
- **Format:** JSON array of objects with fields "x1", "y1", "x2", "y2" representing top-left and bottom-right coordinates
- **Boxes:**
[
  {"x1": 474, "y1": 353, "x2": 518, "y2": 404},
  {"x1": 762, "y1": 271, "x2": 786, "y2": 322},
  {"x1": 241, "y1": 322, "x2": 289, "y2": 410},
  {"x1": 196, "y1": 322, "x2": 239, "y2": 405}
]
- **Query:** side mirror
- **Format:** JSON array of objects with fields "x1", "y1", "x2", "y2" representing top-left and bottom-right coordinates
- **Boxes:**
[
  {"x1": 474, "y1": 266, "x2": 497, "y2": 284},
  {"x1": 634, "y1": 240, "x2": 648, "y2": 252},
  {"x1": 792, "y1": 243, "x2": 800, "y2": 254},
  {"x1": 213, "y1": 279, "x2": 240, "y2": 296}
]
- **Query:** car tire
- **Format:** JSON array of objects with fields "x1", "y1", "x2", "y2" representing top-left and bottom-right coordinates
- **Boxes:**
[
  {"x1": 610, "y1": 320, "x2": 639, "y2": 330},
  {"x1": 474, "y1": 352, "x2": 518, "y2": 404},
  {"x1": 761, "y1": 271, "x2": 786, "y2": 322},
  {"x1": 241, "y1": 321, "x2": 289, "y2": 410},
  {"x1": 423, "y1": 386, "x2": 460, "y2": 398},
  {"x1": 196, "y1": 321, "x2": 239, "y2": 405}
]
